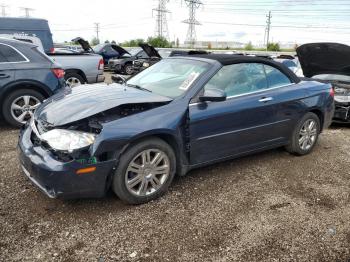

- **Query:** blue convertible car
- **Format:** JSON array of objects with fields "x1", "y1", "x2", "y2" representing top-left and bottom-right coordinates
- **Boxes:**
[{"x1": 18, "y1": 54, "x2": 334, "y2": 204}]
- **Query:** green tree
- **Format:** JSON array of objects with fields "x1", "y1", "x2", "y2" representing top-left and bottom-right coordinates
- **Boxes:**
[
  {"x1": 267, "y1": 42, "x2": 280, "y2": 51},
  {"x1": 147, "y1": 36, "x2": 171, "y2": 48},
  {"x1": 90, "y1": 37, "x2": 100, "y2": 46},
  {"x1": 244, "y1": 41, "x2": 253, "y2": 51},
  {"x1": 104, "y1": 40, "x2": 110, "y2": 44},
  {"x1": 121, "y1": 38, "x2": 144, "y2": 47},
  {"x1": 111, "y1": 40, "x2": 117, "y2": 44}
]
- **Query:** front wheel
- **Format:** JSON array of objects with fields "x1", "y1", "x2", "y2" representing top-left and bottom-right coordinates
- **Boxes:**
[
  {"x1": 124, "y1": 64, "x2": 134, "y2": 75},
  {"x1": 112, "y1": 138, "x2": 176, "y2": 204},
  {"x1": 285, "y1": 112, "x2": 320, "y2": 155}
]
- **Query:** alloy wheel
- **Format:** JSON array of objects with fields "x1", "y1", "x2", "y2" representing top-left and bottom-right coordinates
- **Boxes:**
[
  {"x1": 299, "y1": 119, "x2": 318, "y2": 151},
  {"x1": 10, "y1": 95, "x2": 41, "y2": 124},
  {"x1": 66, "y1": 77, "x2": 81, "y2": 87},
  {"x1": 125, "y1": 149, "x2": 170, "y2": 197}
]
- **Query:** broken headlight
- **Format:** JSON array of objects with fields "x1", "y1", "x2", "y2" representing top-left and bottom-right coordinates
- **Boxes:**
[{"x1": 41, "y1": 129, "x2": 96, "y2": 152}]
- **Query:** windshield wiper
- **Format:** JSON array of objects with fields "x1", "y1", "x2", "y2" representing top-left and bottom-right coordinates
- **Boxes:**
[{"x1": 126, "y1": 84, "x2": 152, "y2": 93}]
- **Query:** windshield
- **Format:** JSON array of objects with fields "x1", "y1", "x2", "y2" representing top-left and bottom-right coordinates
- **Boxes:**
[
  {"x1": 128, "y1": 48, "x2": 141, "y2": 56},
  {"x1": 127, "y1": 58, "x2": 210, "y2": 98},
  {"x1": 92, "y1": 44, "x2": 104, "y2": 52}
]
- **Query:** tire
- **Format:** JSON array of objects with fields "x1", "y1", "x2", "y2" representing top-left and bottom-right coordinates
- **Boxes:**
[
  {"x1": 112, "y1": 138, "x2": 176, "y2": 205},
  {"x1": 65, "y1": 72, "x2": 85, "y2": 88},
  {"x1": 285, "y1": 112, "x2": 321, "y2": 156},
  {"x1": 123, "y1": 64, "x2": 134, "y2": 75},
  {"x1": 2, "y1": 89, "x2": 45, "y2": 127}
]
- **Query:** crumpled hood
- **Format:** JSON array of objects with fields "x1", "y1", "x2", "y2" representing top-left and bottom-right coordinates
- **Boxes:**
[
  {"x1": 34, "y1": 83, "x2": 172, "y2": 126},
  {"x1": 296, "y1": 42, "x2": 350, "y2": 77}
]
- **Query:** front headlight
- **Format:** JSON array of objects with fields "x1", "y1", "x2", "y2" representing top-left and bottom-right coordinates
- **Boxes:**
[{"x1": 41, "y1": 129, "x2": 96, "y2": 152}]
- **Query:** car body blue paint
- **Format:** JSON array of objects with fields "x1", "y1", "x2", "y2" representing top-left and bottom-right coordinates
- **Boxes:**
[{"x1": 18, "y1": 56, "x2": 335, "y2": 199}]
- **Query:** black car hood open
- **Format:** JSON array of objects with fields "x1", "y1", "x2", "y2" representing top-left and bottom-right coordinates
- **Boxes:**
[
  {"x1": 296, "y1": 43, "x2": 350, "y2": 77},
  {"x1": 111, "y1": 44, "x2": 130, "y2": 56},
  {"x1": 34, "y1": 84, "x2": 172, "y2": 126},
  {"x1": 71, "y1": 37, "x2": 93, "y2": 52},
  {"x1": 139, "y1": 43, "x2": 161, "y2": 58}
]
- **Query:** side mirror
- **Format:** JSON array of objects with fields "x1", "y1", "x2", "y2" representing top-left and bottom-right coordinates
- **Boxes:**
[
  {"x1": 199, "y1": 88, "x2": 226, "y2": 102},
  {"x1": 111, "y1": 75, "x2": 126, "y2": 84}
]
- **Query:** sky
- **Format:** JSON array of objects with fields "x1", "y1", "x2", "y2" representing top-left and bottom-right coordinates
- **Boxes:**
[{"x1": 2, "y1": 0, "x2": 350, "y2": 46}]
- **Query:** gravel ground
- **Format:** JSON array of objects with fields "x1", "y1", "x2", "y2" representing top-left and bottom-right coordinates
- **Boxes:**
[{"x1": 0, "y1": 78, "x2": 350, "y2": 261}]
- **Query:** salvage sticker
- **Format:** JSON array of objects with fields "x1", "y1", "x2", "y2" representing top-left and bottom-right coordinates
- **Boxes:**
[{"x1": 179, "y1": 72, "x2": 200, "y2": 90}]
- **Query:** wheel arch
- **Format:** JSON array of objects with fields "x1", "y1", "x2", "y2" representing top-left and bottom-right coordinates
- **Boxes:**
[
  {"x1": 0, "y1": 80, "x2": 52, "y2": 106},
  {"x1": 119, "y1": 131, "x2": 187, "y2": 176},
  {"x1": 309, "y1": 108, "x2": 324, "y2": 131},
  {"x1": 64, "y1": 69, "x2": 87, "y2": 83}
]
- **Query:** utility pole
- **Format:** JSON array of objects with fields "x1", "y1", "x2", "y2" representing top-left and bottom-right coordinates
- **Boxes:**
[
  {"x1": 0, "y1": 4, "x2": 8, "y2": 17},
  {"x1": 182, "y1": 0, "x2": 203, "y2": 48},
  {"x1": 265, "y1": 11, "x2": 272, "y2": 50},
  {"x1": 153, "y1": 0, "x2": 170, "y2": 40},
  {"x1": 94, "y1": 23, "x2": 100, "y2": 43},
  {"x1": 20, "y1": 7, "x2": 34, "y2": 17}
]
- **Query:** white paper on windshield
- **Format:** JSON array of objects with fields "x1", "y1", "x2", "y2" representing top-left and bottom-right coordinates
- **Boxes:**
[{"x1": 179, "y1": 72, "x2": 200, "y2": 90}]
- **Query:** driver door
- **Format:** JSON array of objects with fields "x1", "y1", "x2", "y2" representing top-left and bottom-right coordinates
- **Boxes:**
[{"x1": 189, "y1": 63, "x2": 283, "y2": 165}]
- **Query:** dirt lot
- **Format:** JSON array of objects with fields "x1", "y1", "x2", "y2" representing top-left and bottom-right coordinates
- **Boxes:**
[{"x1": 0, "y1": 102, "x2": 350, "y2": 261}]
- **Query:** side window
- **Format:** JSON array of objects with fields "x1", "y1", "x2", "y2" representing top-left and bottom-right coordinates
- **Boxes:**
[
  {"x1": 264, "y1": 65, "x2": 291, "y2": 88},
  {"x1": 0, "y1": 44, "x2": 27, "y2": 63},
  {"x1": 204, "y1": 63, "x2": 268, "y2": 97},
  {"x1": 138, "y1": 51, "x2": 148, "y2": 58}
]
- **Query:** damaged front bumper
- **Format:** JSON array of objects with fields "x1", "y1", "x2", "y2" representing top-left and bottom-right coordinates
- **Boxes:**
[
  {"x1": 18, "y1": 124, "x2": 116, "y2": 199},
  {"x1": 333, "y1": 96, "x2": 350, "y2": 122}
]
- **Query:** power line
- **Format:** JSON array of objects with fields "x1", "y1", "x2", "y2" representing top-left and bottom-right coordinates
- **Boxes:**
[
  {"x1": 153, "y1": 0, "x2": 171, "y2": 39},
  {"x1": 265, "y1": 11, "x2": 271, "y2": 49},
  {"x1": 0, "y1": 4, "x2": 8, "y2": 17},
  {"x1": 94, "y1": 23, "x2": 100, "y2": 42},
  {"x1": 20, "y1": 7, "x2": 34, "y2": 18},
  {"x1": 183, "y1": 0, "x2": 203, "y2": 47}
]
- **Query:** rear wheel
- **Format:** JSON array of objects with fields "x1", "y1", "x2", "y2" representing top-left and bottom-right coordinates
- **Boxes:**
[
  {"x1": 2, "y1": 89, "x2": 44, "y2": 127},
  {"x1": 285, "y1": 112, "x2": 320, "y2": 155},
  {"x1": 112, "y1": 138, "x2": 176, "y2": 204},
  {"x1": 65, "y1": 72, "x2": 85, "y2": 87}
]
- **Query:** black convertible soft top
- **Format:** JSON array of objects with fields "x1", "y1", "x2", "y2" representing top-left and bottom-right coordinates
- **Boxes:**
[{"x1": 190, "y1": 53, "x2": 301, "y2": 83}]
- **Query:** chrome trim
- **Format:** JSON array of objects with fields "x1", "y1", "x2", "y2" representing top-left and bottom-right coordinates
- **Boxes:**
[
  {"x1": 189, "y1": 83, "x2": 295, "y2": 106},
  {"x1": 197, "y1": 119, "x2": 291, "y2": 141},
  {"x1": 0, "y1": 43, "x2": 30, "y2": 64}
]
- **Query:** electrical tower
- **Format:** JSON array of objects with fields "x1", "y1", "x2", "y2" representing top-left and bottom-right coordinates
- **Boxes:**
[
  {"x1": 94, "y1": 23, "x2": 100, "y2": 43},
  {"x1": 153, "y1": 0, "x2": 170, "y2": 40},
  {"x1": 265, "y1": 11, "x2": 272, "y2": 50},
  {"x1": 20, "y1": 7, "x2": 34, "y2": 17},
  {"x1": 182, "y1": 0, "x2": 202, "y2": 48},
  {"x1": 0, "y1": 4, "x2": 8, "y2": 17}
]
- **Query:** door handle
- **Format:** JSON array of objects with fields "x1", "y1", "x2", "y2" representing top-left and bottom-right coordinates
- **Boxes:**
[
  {"x1": 0, "y1": 74, "x2": 10, "y2": 79},
  {"x1": 259, "y1": 97, "x2": 273, "y2": 103}
]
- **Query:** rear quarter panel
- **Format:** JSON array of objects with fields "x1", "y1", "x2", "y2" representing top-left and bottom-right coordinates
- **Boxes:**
[{"x1": 50, "y1": 54, "x2": 103, "y2": 83}]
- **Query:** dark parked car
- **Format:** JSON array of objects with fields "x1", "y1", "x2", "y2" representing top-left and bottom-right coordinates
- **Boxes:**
[
  {"x1": 296, "y1": 42, "x2": 350, "y2": 123},
  {"x1": 93, "y1": 43, "x2": 129, "y2": 64},
  {"x1": 18, "y1": 54, "x2": 334, "y2": 204},
  {"x1": 132, "y1": 49, "x2": 209, "y2": 73},
  {"x1": 108, "y1": 44, "x2": 156, "y2": 75},
  {"x1": 0, "y1": 38, "x2": 65, "y2": 127}
]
